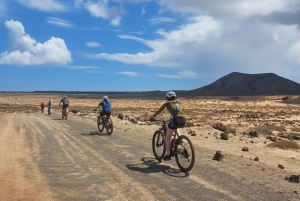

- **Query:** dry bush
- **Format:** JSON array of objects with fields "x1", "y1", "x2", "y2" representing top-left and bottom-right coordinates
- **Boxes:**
[
  {"x1": 267, "y1": 140, "x2": 300, "y2": 150},
  {"x1": 267, "y1": 125, "x2": 287, "y2": 132},
  {"x1": 290, "y1": 127, "x2": 300, "y2": 132},
  {"x1": 253, "y1": 126, "x2": 273, "y2": 136}
]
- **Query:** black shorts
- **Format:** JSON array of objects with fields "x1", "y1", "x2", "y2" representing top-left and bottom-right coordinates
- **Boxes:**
[
  {"x1": 62, "y1": 105, "x2": 68, "y2": 110},
  {"x1": 168, "y1": 118, "x2": 186, "y2": 129},
  {"x1": 100, "y1": 111, "x2": 111, "y2": 117}
]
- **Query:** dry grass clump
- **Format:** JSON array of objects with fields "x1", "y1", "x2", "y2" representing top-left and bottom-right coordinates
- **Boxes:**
[
  {"x1": 254, "y1": 126, "x2": 273, "y2": 136},
  {"x1": 290, "y1": 127, "x2": 300, "y2": 132},
  {"x1": 267, "y1": 125, "x2": 287, "y2": 132},
  {"x1": 267, "y1": 140, "x2": 300, "y2": 150},
  {"x1": 0, "y1": 103, "x2": 40, "y2": 113}
]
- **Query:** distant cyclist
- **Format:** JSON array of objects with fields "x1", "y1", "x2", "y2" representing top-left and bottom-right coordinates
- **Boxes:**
[
  {"x1": 59, "y1": 95, "x2": 69, "y2": 114},
  {"x1": 47, "y1": 100, "x2": 52, "y2": 114},
  {"x1": 47, "y1": 100, "x2": 52, "y2": 108},
  {"x1": 94, "y1": 96, "x2": 111, "y2": 117},
  {"x1": 40, "y1": 101, "x2": 46, "y2": 113},
  {"x1": 151, "y1": 91, "x2": 186, "y2": 161}
]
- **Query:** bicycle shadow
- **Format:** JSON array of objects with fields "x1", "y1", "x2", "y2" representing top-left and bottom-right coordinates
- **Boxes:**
[
  {"x1": 126, "y1": 157, "x2": 189, "y2": 177},
  {"x1": 81, "y1": 131, "x2": 108, "y2": 136}
]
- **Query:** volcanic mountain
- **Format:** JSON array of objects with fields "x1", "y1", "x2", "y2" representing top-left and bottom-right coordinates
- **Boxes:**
[{"x1": 185, "y1": 72, "x2": 300, "y2": 96}]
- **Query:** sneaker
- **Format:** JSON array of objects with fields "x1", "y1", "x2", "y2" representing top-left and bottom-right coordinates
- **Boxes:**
[{"x1": 163, "y1": 155, "x2": 171, "y2": 161}]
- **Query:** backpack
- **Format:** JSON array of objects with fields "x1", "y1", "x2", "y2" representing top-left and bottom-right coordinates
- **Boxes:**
[
  {"x1": 63, "y1": 99, "x2": 69, "y2": 105},
  {"x1": 103, "y1": 102, "x2": 111, "y2": 112},
  {"x1": 169, "y1": 101, "x2": 180, "y2": 116}
]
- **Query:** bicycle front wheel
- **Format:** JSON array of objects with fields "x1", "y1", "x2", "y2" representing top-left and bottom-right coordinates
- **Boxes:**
[
  {"x1": 97, "y1": 117, "x2": 104, "y2": 132},
  {"x1": 174, "y1": 135, "x2": 195, "y2": 173},
  {"x1": 106, "y1": 117, "x2": 113, "y2": 135},
  {"x1": 152, "y1": 130, "x2": 166, "y2": 161}
]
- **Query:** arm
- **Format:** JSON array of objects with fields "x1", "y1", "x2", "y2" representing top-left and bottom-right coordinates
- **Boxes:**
[{"x1": 153, "y1": 103, "x2": 167, "y2": 118}]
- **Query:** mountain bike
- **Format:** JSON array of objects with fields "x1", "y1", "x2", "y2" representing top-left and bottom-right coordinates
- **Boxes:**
[
  {"x1": 48, "y1": 107, "x2": 51, "y2": 115},
  {"x1": 152, "y1": 119, "x2": 195, "y2": 173},
  {"x1": 97, "y1": 114, "x2": 113, "y2": 135},
  {"x1": 61, "y1": 108, "x2": 67, "y2": 120}
]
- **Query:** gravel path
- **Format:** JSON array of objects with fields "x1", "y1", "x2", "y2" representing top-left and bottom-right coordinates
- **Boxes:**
[{"x1": 0, "y1": 111, "x2": 299, "y2": 201}]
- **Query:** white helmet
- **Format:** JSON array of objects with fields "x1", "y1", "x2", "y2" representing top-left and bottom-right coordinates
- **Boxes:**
[
  {"x1": 165, "y1": 91, "x2": 176, "y2": 100},
  {"x1": 103, "y1": 96, "x2": 108, "y2": 101},
  {"x1": 63, "y1": 95, "x2": 67, "y2": 98}
]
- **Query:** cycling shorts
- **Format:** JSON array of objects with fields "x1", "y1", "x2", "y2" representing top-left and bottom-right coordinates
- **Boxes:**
[
  {"x1": 100, "y1": 111, "x2": 111, "y2": 117},
  {"x1": 168, "y1": 118, "x2": 186, "y2": 129}
]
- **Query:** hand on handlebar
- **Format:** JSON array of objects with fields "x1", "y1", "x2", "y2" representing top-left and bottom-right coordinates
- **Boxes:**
[{"x1": 150, "y1": 116, "x2": 156, "y2": 121}]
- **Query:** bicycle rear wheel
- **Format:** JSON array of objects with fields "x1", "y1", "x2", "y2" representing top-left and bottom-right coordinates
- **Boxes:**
[
  {"x1": 97, "y1": 117, "x2": 104, "y2": 132},
  {"x1": 174, "y1": 135, "x2": 195, "y2": 173},
  {"x1": 106, "y1": 117, "x2": 113, "y2": 135},
  {"x1": 152, "y1": 130, "x2": 166, "y2": 161}
]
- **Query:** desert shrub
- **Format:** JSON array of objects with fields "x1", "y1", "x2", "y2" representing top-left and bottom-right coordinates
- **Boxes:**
[
  {"x1": 212, "y1": 122, "x2": 236, "y2": 134},
  {"x1": 267, "y1": 140, "x2": 300, "y2": 150},
  {"x1": 267, "y1": 125, "x2": 287, "y2": 132},
  {"x1": 291, "y1": 127, "x2": 300, "y2": 132},
  {"x1": 253, "y1": 126, "x2": 273, "y2": 136}
]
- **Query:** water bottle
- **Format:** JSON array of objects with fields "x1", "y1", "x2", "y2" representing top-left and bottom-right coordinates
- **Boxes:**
[{"x1": 169, "y1": 115, "x2": 174, "y2": 128}]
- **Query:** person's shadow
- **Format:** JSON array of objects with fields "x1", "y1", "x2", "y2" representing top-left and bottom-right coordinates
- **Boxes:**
[
  {"x1": 126, "y1": 157, "x2": 189, "y2": 177},
  {"x1": 81, "y1": 131, "x2": 106, "y2": 136}
]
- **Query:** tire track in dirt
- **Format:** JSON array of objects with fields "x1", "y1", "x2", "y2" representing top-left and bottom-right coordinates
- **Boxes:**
[
  {"x1": 0, "y1": 113, "x2": 53, "y2": 201},
  {"x1": 1, "y1": 112, "x2": 298, "y2": 201}
]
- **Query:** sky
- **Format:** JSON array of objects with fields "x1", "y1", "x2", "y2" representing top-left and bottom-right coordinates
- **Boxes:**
[{"x1": 1, "y1": 0, "x2": 300, "y2": 92}]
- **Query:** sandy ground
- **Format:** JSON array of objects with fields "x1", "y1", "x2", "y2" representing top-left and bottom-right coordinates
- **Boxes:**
[{"x1": 0, "y1": 93, "x2": 299, "y2": 200}]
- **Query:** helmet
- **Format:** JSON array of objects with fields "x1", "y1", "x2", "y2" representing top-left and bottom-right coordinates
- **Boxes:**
[
  {"x1": 63, "y1": 95, "x2": 67, "y2": 98},
  {"x1": 165, "y1": 91, "x2": 176, "y2": 100},
  {"x1": 103, "y1": 96, "x2": 108, "y2": 101}
]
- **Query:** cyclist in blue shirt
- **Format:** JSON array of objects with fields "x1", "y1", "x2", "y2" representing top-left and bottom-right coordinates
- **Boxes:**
[{"x1": 94, "y1": 96, "x2": 111, "y2": 117}]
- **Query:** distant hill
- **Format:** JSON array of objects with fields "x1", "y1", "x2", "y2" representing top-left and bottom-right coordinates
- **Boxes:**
[
  {"x1": 184, "y1": 72, "x2": 300, "y2": 96},
  {"x1": 32, "y1": 72, "x2": 300, "y2": 98}
]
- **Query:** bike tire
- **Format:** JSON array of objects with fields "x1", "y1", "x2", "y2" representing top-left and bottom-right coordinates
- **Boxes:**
[
  {"x1": 97, "y1": 117, "x2": 104, "y2": 132},
  {"x1": 106, "y1": 117, "x2": 113, "y2": 135},
  {"x1": 174, "y1": 135, "x2": 195, "y2": 173},
  {"x1": 152, "y1": 130, "x2": 166, "y2": 161}
]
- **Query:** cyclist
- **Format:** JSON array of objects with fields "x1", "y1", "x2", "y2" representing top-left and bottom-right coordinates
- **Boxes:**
[
  {"x1": 47, "y1": 100, "x2": 52, "y2": 113},
  {"x1": 151, "y1": 91, "x2": 186, "y2": 161},
  {"x1": 59, "y1": 95, "x2": 69, "y2": 115},
  {"x1": 94, "y1": 96, "x2": 111, "y2": 117},
  {"x1": 47, "y1": 100, "x2": 52, "y2": 108},
  {"x1": 40, "y1": 101, "x2": 46, "y2": 112}
]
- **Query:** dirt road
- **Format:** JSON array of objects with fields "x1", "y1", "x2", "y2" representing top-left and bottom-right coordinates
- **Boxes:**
[{"x1": 0, "y1": 111, "x2": 299, "y2": 201}]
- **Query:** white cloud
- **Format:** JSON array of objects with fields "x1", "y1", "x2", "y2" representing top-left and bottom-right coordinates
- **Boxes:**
[
  {"x1": 86, "y1": 41, "x2": 102, "y2": 47},
  {"x1": 84, "y1": 0, "x2": 125, "y2": 26},
  {"x1": 92, "y1": 16, "x2": 221, "y2": 67},
  {"x1": 156, "y1": 70, "x2": 197, "y2": 79},
  {"x1": 141, "y1": 6, "x2": 146, "y2": 15},
  {"x1": 110, "y1": 17, "x2": 122, "y2": 26},
  {"x1": 47, "y1": 17, "x2": 74, "y2": 28},
  {"x1": 117, "y1": 71, "x2": 138, "y2": 76},
  {"x1": 75, "y1": 0, "x2": 84, "y2": 8},
  {"x1": 148, "y1": 17, "x2": 176, "y2": 25},
  {"x1": 157, "y1": 0, "x2": 299, "y2": 19},
  {"x1": 16, "y1": 0, "x2": 67, "y2": 12},
  {"x1": 0, "y1": 20, "x2": 72, "y2": 66}
]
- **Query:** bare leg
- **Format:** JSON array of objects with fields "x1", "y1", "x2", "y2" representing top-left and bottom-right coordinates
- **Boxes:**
[
  {"x1": 166, "y1": 127, "x2": 175, "y2": 155},
  {"x1": 175, "y1": 128, "x2": 181, "y2": 137}
]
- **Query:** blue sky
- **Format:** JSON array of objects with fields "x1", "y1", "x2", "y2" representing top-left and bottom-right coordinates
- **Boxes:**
[{"x1": 1, "y1": 0, "x2": 300, "y2": 91}]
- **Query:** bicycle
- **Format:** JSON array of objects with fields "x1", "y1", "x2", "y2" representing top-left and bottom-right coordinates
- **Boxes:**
[
  {"x1": 48, "y1": 107, "x2": 52, "y2": 115},
  {"x1": 152, "y1": 119, "x2": 195, "y2": 173},
  {"x1": 97, "y1": 114, "x2": 113, "y2": 135}
]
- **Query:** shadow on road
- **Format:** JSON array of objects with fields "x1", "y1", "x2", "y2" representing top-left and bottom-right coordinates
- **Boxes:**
[
  {"x1": 53, "y1": 118, "x2": 65, "y2": 121},
  {"x1": 81, "y1": 131, "x2": 107, "y2": 136},
  {"x1": 126, "y1": 157, "x2": 189, "y2": 177}
]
